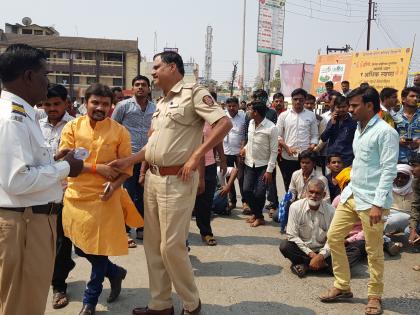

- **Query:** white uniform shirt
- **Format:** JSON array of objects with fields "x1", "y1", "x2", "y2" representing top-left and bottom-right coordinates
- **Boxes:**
[
  {"x1": 223, "y1": 110, "x2": 246, "y2": 156},
  {"x1": 277, "y1": 108, "x2": 319, "y2": 160},
  {"x1": 39, "y1": 112, "x2": 74, "y2": 154},
  {"x1": 244, "y1": 118, "x2": 278, "y2": 173},
  {"x1": 0, "y1": 91, "x2": 70, "y2": 207}
]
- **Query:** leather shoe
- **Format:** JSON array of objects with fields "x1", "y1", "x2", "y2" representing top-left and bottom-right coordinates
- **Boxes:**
[
  {"x1": 180, "y1": 300, "x2": 201, "y2": 315},
  {"x1": 79, "y1": 304, "x2": 95, "y2": 315},
  {"x1": 132, "y1": 306, "x2": 175, "y2": 315},
  {"x1": 107, "y1": 266, "x2": 127, "y2": 303}
]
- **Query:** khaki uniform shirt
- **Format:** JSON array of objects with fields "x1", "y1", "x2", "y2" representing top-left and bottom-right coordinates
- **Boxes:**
[{"x1": 145, "y1": 81, "x2": 226, "y2": 166}]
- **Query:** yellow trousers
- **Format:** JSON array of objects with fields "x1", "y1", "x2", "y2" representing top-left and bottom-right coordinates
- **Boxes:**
[
  {"x1": 0, "y1": 208, "x2": 56, "y2": 315},
  {"x1": 327, "y1": 196, "x2": 388, "y2": 297},
  {"x1": 143, "y1": 170, "x2": 200, "y2": 312}
]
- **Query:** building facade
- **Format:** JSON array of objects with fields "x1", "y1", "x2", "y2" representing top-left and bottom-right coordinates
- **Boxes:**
[{"x1": 0, "y1": 22, "x2": 140, "y2": 99}]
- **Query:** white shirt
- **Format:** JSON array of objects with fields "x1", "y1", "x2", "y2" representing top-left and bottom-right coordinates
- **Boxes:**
[
  {"x1": 216, "y1": 166, "x2": 234, "y2": 186},
  {"x1": 39, "y1": 112, "x2": 74, "y2": 154},
  {"x1": 277, "y1": 108, "x2": 319, "y2": 160},
  {"x1": 0, "y1": 91, "x2": 70, "y2": 207},
  {"x1": 321, "y1": 110, "x2": 332, "y2": 123},
  {"x1": 223, "y1": 110, "x2": 246, "y2": 155},
  {"x1": 289, "y1": 169, "x2": 330, "y2": 202},
  {"x1": 244, "y1": 118, "x2": 278, "y2": 172},
  {"x1": 286, "y1": 198, "x2": 335, "y2": 257}
]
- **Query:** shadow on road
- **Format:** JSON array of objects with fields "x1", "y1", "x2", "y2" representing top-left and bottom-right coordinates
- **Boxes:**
[
  {"x1": 190, "y1": 255, "x2": 282, "y2": 278},
  {"x1": 203, "y1": 301, "x2": 316, "y2": 315},
  {"x1": 188, "y1": 232, "x2": 281, "y2": 247}
]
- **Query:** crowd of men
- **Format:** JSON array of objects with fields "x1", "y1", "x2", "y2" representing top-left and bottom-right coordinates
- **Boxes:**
[{"x1": 0, "y1": 43, "x2": 419, "y2": 315}]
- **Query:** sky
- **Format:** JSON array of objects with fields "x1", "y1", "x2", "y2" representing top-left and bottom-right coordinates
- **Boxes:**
[{"x1": 1, "y1": 0, "x2": 419, "y2": 88}]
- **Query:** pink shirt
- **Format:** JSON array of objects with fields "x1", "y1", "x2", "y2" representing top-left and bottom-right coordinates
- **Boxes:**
[{"x1": 204, "y1": 122, "x2": 216, "y2": 166}]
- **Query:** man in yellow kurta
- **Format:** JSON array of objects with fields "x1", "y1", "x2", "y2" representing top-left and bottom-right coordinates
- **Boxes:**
[{"x1": 59, "y1": 83, "x2": 133, "y2": 315}]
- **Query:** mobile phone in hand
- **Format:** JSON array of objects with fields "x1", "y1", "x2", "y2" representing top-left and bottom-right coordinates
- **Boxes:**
[{"x1": 103, "y1": 182, "x2": 111, "y2": 194}]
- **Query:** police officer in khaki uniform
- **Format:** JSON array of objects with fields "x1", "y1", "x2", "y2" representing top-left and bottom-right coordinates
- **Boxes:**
[
  {"x1": 0, "y1": 44, "x2": 83, "y2": 315},
  {"x1": 110, "y1": 51, "x2": 232, "y2": 315}
]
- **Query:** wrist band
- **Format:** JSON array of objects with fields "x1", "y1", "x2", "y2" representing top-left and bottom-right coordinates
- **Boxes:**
[{"x1": 91, "y1": 163, "x2": 97, "y2": 174}]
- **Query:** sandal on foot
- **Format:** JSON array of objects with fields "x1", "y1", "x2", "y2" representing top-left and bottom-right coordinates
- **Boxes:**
[
  {"x1": 250, "y1": 218, "x2": 265, "y2": 227},
  {"x1": 245, "y1": 215, "x2": 256, "y2": 223},
  {"x1": 52, "y1": 291, "x2": 69, "y2": 309},
  {"x1": 365, "y1": 296, "x2": 382, "y2": 315},
  {"x1": 128, "y1": 238, "x2": 137, "y2": 248},
  {"x1": 290, "y1": 264, "x2": 307, "y2": 278},
  {"x1": 201, "y1": 235, "x2": 217, "y2": 246},
  {"x1": 319, "y1": 287, "x2": 353, "y2": 302},
  {"x1": 413, "y1": 265, "x2": 420, "y2": 271}
]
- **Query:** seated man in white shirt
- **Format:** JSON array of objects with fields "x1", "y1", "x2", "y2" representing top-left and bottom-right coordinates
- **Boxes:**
[
  {"x1": 279, "y1": 179, "x2": 357, "y2": 278},
  {"x1": 213, "y1": 166, "x2": 239, "y2": 215},
  {"x1": 289, "y1": 150, "x2": 330, "y2": 203},
  {"x1": 240, "y1": 101, "x2": 278, "y2": 227}
]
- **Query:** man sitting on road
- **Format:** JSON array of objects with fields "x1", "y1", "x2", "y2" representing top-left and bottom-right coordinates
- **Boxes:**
[{"x1": 279, "y1": 179, "x2": 335, "y2": 278}]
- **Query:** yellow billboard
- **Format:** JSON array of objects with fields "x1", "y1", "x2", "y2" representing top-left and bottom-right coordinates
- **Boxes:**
[
  {"x1": 311, "y1": 48, "x2": 412, "y2": 97},
  {"x1": 349, "y1": 48, "x2": 412, "y2": 93}
]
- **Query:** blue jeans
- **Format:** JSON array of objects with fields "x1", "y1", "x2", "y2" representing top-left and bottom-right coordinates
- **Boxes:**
[
  {"x1": 404, "y1": 222, "x2": 420, "y2": 237},
  {"x1": 75, "y1": 247, "x2": 118, "y2": 306},
  {"x1": 384, "y1": 210, "x2": 410, "y2": 234},
  {"x1": 124, "y1": 163, "x2": 144, "y2": 231}
]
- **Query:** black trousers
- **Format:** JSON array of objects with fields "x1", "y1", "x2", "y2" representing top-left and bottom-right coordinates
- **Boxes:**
[
  {"x1": 52, "y1": 207, "x2": 75, "y2": 293},
  {"x1": 243, "y1": 165, "x2": 268, "y2": 219},
  {"x1": 279, "y1": 158, "x2": 300, "y2": 192},
  {"x1": 225, "y1": 154, "x2": 245, "y2": 205},
  {"x1": 266, "y1": 167, "x2": 279, "y2": 207},
  {"x1": 195, "y1": 163, "x2": 217, "y2": 236},
  {"x1": 279, "y1": 240, "x2": 364, "y2": 272},
  {"x1": 124, "y1": 163, "x2": 144, "y2": 232}
]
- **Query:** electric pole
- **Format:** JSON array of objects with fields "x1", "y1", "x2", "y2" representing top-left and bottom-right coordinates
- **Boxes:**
[
  {"x1": 230, "y1": 61, "x2": 238, "y2": 96},
  {"x1": 240, "y1": 0, "x2": 246, "y2": 99},
  {"x1": 367, "y1": 0, "x2": 377, "y2": 50}
]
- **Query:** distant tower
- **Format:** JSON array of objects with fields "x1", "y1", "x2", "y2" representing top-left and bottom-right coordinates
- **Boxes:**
[
  {"x1": 153, "y1": 32, "x2": 158, "y2": 55},
  {"x1": 204, "y1": 26, "x2": 213, "y2": 83}
]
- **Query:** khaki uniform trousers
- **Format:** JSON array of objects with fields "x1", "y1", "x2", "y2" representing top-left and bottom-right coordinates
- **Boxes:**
[
  {"x1": 143, "y1": 170, "x2": 200, "y2": 312},
  {"x1": 0, "y1": 207, "x2": 57, "y2": 315},
  {"x1": 327, "y1": 196, "x2": 389, "y2": 297}
]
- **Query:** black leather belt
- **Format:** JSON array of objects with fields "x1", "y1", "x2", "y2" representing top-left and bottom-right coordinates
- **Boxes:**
[{"x1": 1, "y1": 203, "x2": 62, "y2": 215}]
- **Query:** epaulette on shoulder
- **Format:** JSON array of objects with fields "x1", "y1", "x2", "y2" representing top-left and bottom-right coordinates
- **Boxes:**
[
  {"x1": 11, "y1": 103, "x2": 27, "y2": 117},
  {"x1": 183, "y1": 83, "x2": 199, "y2": 90}
]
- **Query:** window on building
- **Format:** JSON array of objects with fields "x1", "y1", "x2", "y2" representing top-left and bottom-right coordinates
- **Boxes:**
[
  {"x1": 56, "y1": 75, "x2": 69, "y2": 85},
  {"x1": 87, "y1": 77, "x2": 97, "y2": 84},
  {"x1": 112, "y1": 78, "x2": 123, "y2": 87},
  {"x1": 22, "y1": 29, "x2": 33, "y2": 35},
  {"x1": 105, "y1": 53, "x2": 123, "y2": 62},
  {"x1": 72, "y1": 76, "x2": 80, "y2": 84},
  {"x1": 34, "y1": 30, "x2": 43, "y2": 35},
  {"x1": 84, "y1": 52, "x2": 95, "y2": 60}
]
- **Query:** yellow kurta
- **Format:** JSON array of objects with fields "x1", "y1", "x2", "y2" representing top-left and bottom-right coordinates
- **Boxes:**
[{"x1": 60, "y1": 116, "x2": 133, "y2": 256}]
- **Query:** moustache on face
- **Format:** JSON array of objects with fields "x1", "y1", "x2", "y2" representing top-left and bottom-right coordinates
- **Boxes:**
[{"x1": 93, "y1": 111, "x2": 105, "y2": 116}]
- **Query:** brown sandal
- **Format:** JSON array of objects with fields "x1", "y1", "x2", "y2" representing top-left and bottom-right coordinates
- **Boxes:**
[
  {"x1": 246, "y1": 215, "x2": 256, "y2": 223},
  {"x1": 413, "y1": 265, "x2": 420, "y2": 271},
  {"x1": 201, "y1": 235, "x2": 217, "y2": 246},
  {"x1": 52, "y1": 291, "x2": 69, "y2": 309},
  {"x1": 319, "y1": 287, "x2": 353, "y2": 302},
  {"x1": 365, "y1": 296, "x2": 382, "y2": 315},
  {"x1": 128, "y1": 238, "x2": 137, "y2": 248},
  {"x1": 250, "y1": 218, "x2": 265, "y2": 227}
]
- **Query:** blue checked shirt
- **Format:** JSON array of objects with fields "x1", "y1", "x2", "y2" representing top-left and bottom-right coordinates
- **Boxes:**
[
  {"x1": 393, "y1": 108, "x2": 420, "y2": 164},
  {"x1": 341, "y1": 115, "x2": 399, "y2": 210},
  {"x1": 111, "y1": 98, "x2": 155, "y2": 153}
]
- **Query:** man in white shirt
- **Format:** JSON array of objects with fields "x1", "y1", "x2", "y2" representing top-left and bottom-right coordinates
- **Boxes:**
[
  {"x1": 277, "y1": 88, "x2": 319, "y2": 191},
  {"x1": 0, "y1": 44, "x2": 83, "y2": 315},
  {"x1": 39, "y1": 84, "x2": 75, "y2": 309},
  {"x1": 279, "y1": 179, "x2": 335, "y2": 278},
  {"x1": 223, "y1": 97, "x2": 246, "y2": 211},
  {"x1": 240, "y1": 101, "x2": 278, "y2": 227}
]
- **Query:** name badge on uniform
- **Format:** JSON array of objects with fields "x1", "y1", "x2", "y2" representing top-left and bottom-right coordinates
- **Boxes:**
[{"x1": 169, "y1": 102, "x2": 179, "y2": 108}]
